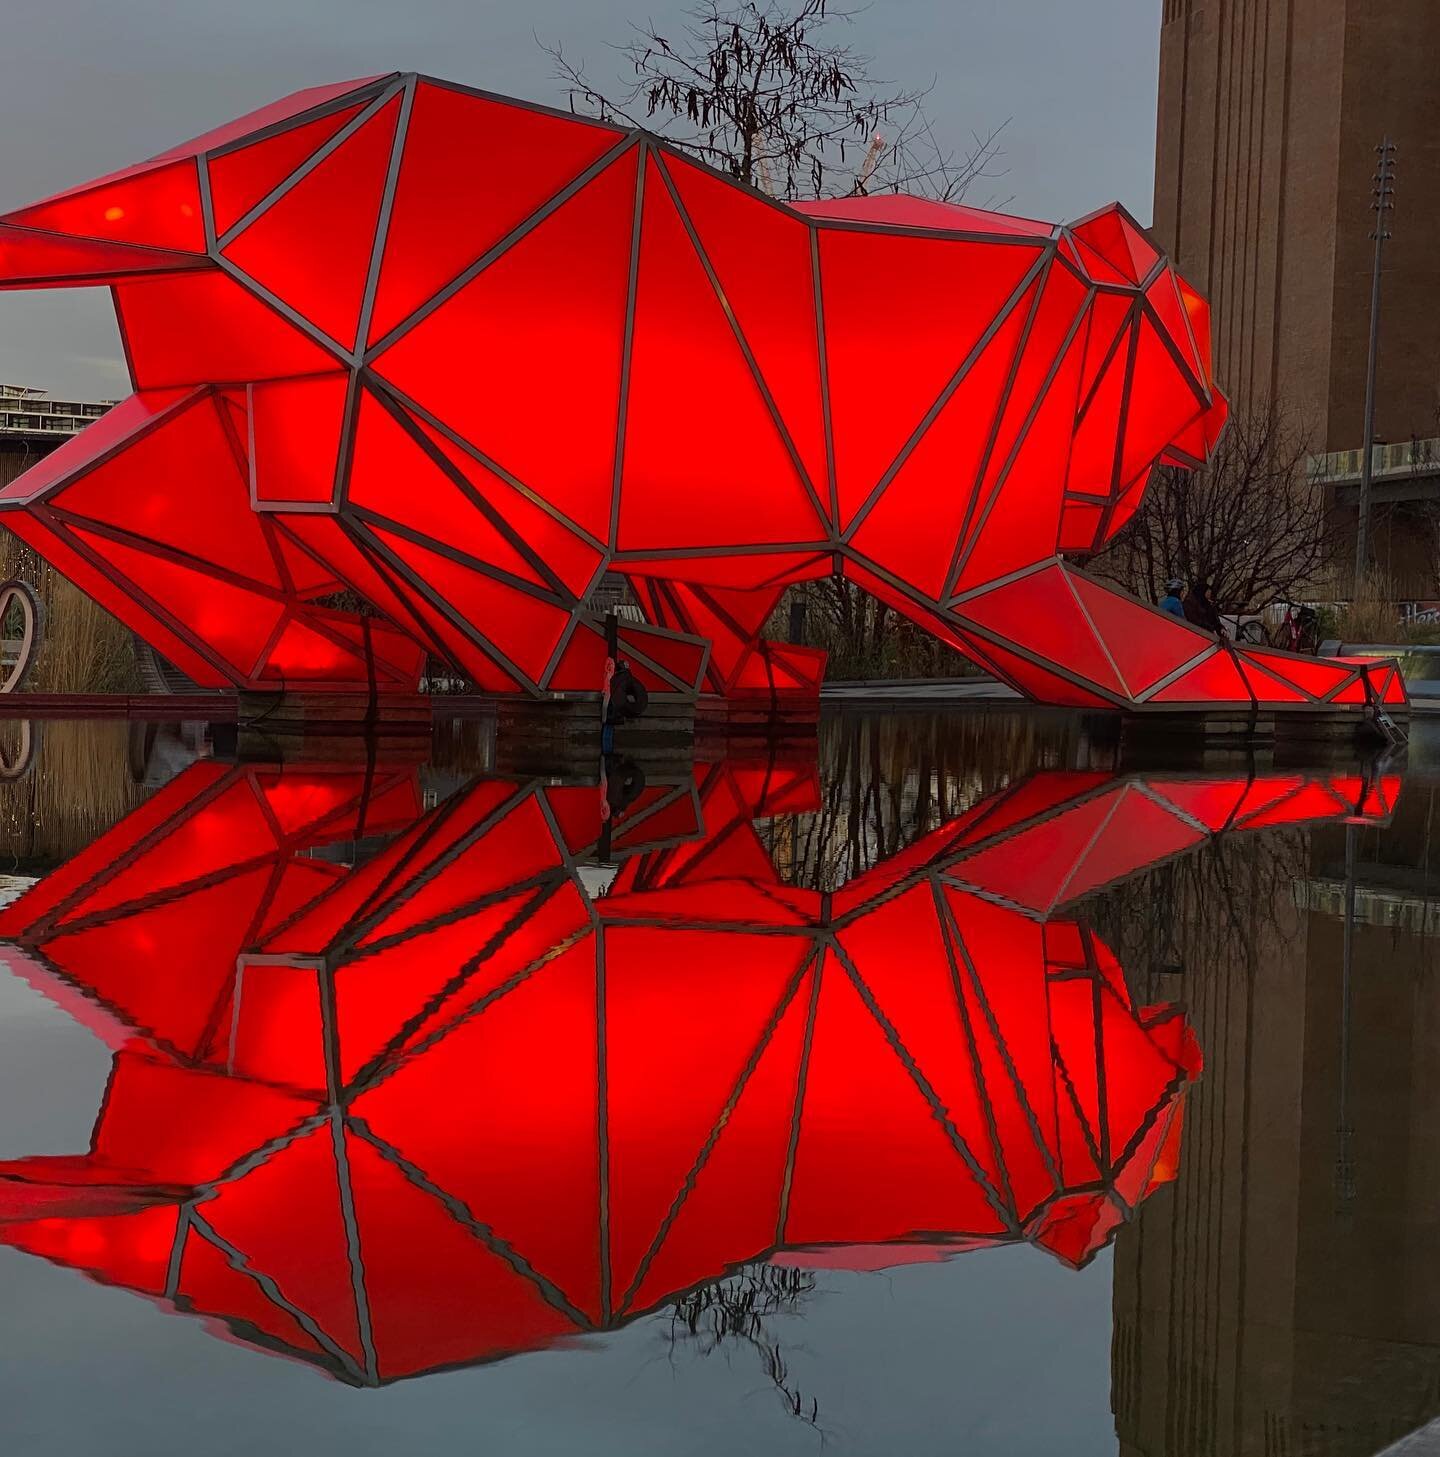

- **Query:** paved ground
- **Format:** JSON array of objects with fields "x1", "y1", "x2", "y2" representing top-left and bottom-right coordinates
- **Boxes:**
[{"x1": 822, "y1": 676, "x2": 1440, "y2": 715}]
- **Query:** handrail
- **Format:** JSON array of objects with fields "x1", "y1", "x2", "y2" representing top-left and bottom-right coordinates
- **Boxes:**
[{"x1": 1309, "y1": 436, "x2": 1440, "y2": 483}]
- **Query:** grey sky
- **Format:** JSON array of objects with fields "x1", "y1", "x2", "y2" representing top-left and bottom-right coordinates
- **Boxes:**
[{"x1": 0, "y1": 0, "x2": 1162, "y2": 399}]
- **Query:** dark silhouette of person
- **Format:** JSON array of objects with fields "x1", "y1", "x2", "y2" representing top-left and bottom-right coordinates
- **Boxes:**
[{"x1": 1182, "y1": 579, "x2": 1225, "y2": 636}]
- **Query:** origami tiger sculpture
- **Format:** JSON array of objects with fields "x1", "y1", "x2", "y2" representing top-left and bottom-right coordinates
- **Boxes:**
[{"x1": 0, "y1": 72, "x2": 1406, "y2": 713}]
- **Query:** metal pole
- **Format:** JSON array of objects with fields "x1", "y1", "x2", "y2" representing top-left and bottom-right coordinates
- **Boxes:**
[
  {"x1": 1355, "y1": 138, "x2": 1397, "y2": 587},
  {"x1": 1336, "y1": 822, "x2": 1357, "y2": 1206}
]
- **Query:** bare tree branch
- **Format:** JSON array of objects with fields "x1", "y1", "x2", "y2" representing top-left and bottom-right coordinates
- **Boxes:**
[
  {"x1": 541, "y1": 0, "x2": 1008, "y2": 203},
  {"x1": 1089, "y1": 398, "x2": 1336, "y2": 616}
]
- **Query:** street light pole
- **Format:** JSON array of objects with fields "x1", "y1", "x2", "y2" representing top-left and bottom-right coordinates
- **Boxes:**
[{"x1": 1355, "y1": 138, "x2": 1397, "y2": 588}]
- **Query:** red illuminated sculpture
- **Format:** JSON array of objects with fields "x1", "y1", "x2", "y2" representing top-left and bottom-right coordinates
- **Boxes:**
[
  {"x1": 0, "y1": 71, "x2": 1405, "y2": 709},
  {"x1": 0, "y1": 755, "x2": 1397, "y2": 1381}
]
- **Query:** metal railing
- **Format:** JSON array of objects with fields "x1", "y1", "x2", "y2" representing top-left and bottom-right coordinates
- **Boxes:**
[
  {"x1": 1309, "y1": 437, "x2": 1440, "y2": 484},
  {"x1": 0, "y1": 389, "x2": 112, "y2": 440}
]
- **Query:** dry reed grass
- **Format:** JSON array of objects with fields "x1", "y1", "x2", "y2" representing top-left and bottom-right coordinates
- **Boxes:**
[
  {"x1": 1327, "y1": 568, "x2": 1405, "y2": 644},
  {"x1": 0, "y1": 719, "x2": 145, "y2": 868},
  {"x1": 0, "y1": 529, "x2": 139, "y2": 692}
]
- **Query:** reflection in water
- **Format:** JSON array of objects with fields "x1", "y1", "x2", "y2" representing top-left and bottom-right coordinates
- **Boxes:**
[
  {"x1": 0, "y1": 752, "x2": 1394, "y2": 1396},
  {"x1": 1108, "y1": 780, "x2": 1440, "y2": 1457}
]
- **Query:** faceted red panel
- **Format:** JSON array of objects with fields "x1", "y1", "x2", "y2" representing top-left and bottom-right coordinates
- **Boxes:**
[
  {"x1": 0, "y1": 388, "x2": 190, "y2": 502},
  {"x1": 0, "y1": 224, "x2": 208, "y2": 289},
  {"x1": 958, "y1": 632, "x2": 1112, "y2": 709},
  {"x1": 209, "y1": 103, "x2": 366, "y2": 237},
  {"x1": 666, "y1": 152, "x2": 829, "y2": 509},
  {"x1": 70, "y1": 525, "x2": 284, "y2": 678},
  {"x1": 249, "y1": 372, "x2": 349, "y2": 505},
  {"x1": 346, "y1": 389, "x2": 551, "y2": 589},
  {"x1": 0, "y1": 510, "x2": 226, "y2": 688},
  {"x1": 369, "y1": 82, "x2": 623, "y2": 345},
  {"x1": 953, "y1": 267, "x2": 1090, "y2": 591},
  {"x1": 1068, "y1": 572, "x2": 1210, "y2": 696},
  {"x1": 1057, "y1": 502, "x2": 1103, "y2": 552},
  {"x1": 786, "y1": 966, "x2": 1003, "y2": 1245},
  {"x1": 4, "y1": 160, "x2": 205, "y2": 253},
  {"x1": 851, "y1": 291, "x2": 1032, "y2": 596},
  {"x1": 1145, "y1": 267, "x2": 1202, "y2": 381},
  {"x1": 1149, "y1": 648, "x2": 1251, "y2": 703},
  {"x1": 957, "y1": 566, "x2": 1124, "y2": 698},
  {"x1": 799, "y1": 195, "x2": 1051, "y2": 237},
  {"x1": 1118, "y1": 317, "x2": 1204, "y2": 485},
  {"x1": 223, "y1": 95, "x2": 400, "y2": 348},
  {"x1": 1236, "y1": 659, "x2": 1310, "y2": 703},
  {"x1": 1070, "y1": 208, "x2": 1143, "y2": 284},
  {"x1": 819, "y1": 227, "x2": 1044, "y2": 525},
  {"x1": 410, "y1": 413, "x2": 604, "y2": 598},
  {"x1": 54, "y1": 394, "x2": 279, "y2": 588},
  {"x1": 373, "y1": 148, "x2": 638, "y2": 542},
  {"x1": 618, "y1": 156, "x2": 823, "y2": 552},
  {"x1": 179, "y1": 1228, "x2": 329, "y2": 1358},
  {"x1": 603, "y1": 927, "x2": 811, "y2": 1302},
  {"x1": 115, "y1": 272, "x2": 339, "y2": 388},
  {"x1": 624, "y1": 973, "x2": 810, "y2": 1313},
  {"x1": 1177, "y1": 277, "x2": 1214, "y2": 378},
  {"x1": 262, "y1": 618, "x2": 375, "y2": 681},
  {"x1": 1243, "y1": 649, "x2": 1356, "y2": 699},
  {"x1": 370, "y1": 523, "x2": 570, "y2": 686}
]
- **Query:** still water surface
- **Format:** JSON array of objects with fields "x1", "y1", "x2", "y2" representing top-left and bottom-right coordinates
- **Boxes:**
[{"x1": 0, "y1": 711, "x2": 1434, "y2": 1456}]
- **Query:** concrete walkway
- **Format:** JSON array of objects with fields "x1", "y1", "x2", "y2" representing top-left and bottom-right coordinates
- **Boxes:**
[{"x1": 822, "y1": 676, "x2": 1440, "y2": 715}]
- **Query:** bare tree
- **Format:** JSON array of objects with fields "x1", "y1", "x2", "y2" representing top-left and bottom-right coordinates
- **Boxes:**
[
  {"x1": 1090, "y1": 400, "x2": 1336, "y2": 616},
  {"x1": 546, "y1": 1, "x2": 1007, "y2": 676},
  {"x1": 545, "y1": 0, "x2": 1006, "y2": 203}
]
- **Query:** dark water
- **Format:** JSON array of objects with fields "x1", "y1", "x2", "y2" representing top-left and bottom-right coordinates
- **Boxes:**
[{"x1": 0, "y1": 710, "x2": 1435, "y2": 1457}]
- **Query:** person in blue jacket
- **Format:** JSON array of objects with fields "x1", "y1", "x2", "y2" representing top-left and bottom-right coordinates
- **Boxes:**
[{"x1": 1158, "y1": 577, "x2": 1186, "y2": 618}]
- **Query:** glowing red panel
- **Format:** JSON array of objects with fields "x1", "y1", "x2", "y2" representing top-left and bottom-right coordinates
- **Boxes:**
[
  {"x1": 115, "y1": 272, "x2": 340, "y2": 388},
  {"x1": 209, "y1": 104, "x2": 366, "y2": 237},
  {"x1": 0, "y1": 224, "x2": 209, "y2": 289},
  {"x1": 373, "y1": 148, "x2": 637, "y2": 542},
  {"x1": 53, "y1": 394, "x2": 279, "y2": 588},
  {"x1": 618, "y1": 156, "x2": 823, "y2": 551},
  {"x1": 4, "y1": 160, "x2": 205, "y2": 253},
  {"x1": 818, "y1": 227, "x2": 1044, "y2": 525},
  {"x1": 369, "y1": 81, "x2": 623, "y2": 344},
  {"x1": 666, "y1": 152, "x2": 829, "y2": 507},
  {"x1": 249, "y1": 372, "x2": 349, "y2": 505},
  {"x1": 223, "y1": 96, "x2": 400, "y2": 348},
  {"x1": 154, "y1": 77, "x2": 387, "y2": 159}
]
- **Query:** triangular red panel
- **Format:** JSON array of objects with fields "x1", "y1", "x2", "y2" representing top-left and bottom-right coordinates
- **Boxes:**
[
  {"x1": 819, "y1": 228, "x2": 1044, "y2": 526},
  {"x1": 369, "y1": 82, "x2": 623, "y2": 344},
  {"x1": 851, "y1": 289, "x2": 1032, "y2": 596},
  {"x1": 223, "y1": 95, "x2": 400, "y2": 349},
  {"x1": 209, "y1": 105, "x2": 366, "y2": 237},
  {"x1": 4, "y1": 160, "x2": 205, "y2": 253},
  {"x1": 665, "y1": 152, "x2": 829, "y2": 511},
  {"x1": 618, "y1": 156, "x2": 823, "y2": 552},
  {"x1": 373, "y1": 148, "x2": 638, "y2": 541}
]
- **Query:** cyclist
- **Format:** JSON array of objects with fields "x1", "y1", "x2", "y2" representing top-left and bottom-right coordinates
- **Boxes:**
[{"x1": 1158, "y1": 577, "x2": 1186, "y2": 618}]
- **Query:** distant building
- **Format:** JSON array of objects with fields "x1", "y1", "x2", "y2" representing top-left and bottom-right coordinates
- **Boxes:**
[
  {"x1": 1108, "y1": 806, "x2": 1440, "y2": 1456},
  {"x1": 1153, "y1": 0, "x2": 1440, "y2": 458},
  {"x1": 0, "y1": 385, "x2": 113, "y2": 491},
  {"x1": 1153, "y1": 1, "x2": 1440, "y2": 593}
]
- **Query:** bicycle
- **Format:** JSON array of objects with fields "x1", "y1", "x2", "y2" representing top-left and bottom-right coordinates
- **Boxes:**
[{"x1": 1273, "y1": 601, "x2": 1320, "y2": 654}]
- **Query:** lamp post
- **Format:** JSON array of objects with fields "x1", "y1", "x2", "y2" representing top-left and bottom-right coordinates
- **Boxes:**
[{"x1": 1355, "y1": 139, "x2": 1397, "y2": 588}]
